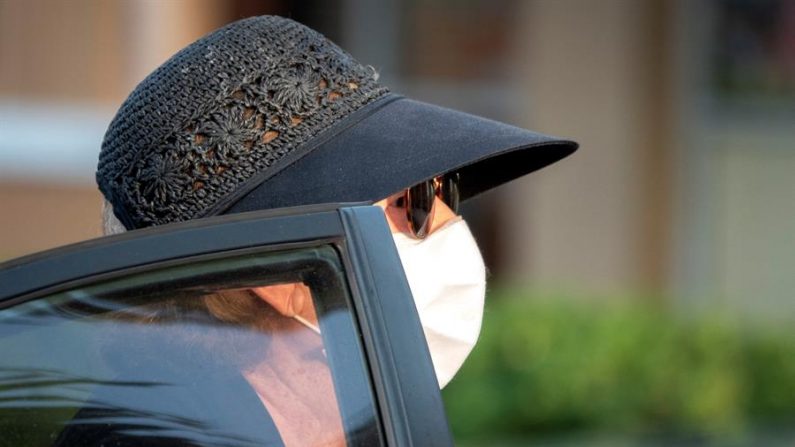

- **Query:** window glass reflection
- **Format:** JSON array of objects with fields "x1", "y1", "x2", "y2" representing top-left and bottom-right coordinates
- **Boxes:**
[{"x1": 0, "y1": 246, "x2": 379, "y2": 447}]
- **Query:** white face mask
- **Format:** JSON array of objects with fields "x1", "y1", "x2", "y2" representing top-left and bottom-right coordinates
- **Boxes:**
[{"x1": 392, "y1": 217, "x2": 486, "y2": 388}]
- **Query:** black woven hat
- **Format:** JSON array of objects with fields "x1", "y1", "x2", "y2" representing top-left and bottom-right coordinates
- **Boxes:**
[{"x1": 97, "y1": 16, "x2": 577, "y2": 230}]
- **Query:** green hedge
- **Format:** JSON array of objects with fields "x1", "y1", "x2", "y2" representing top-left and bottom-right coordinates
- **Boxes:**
[{"x1": 442, "y1": 289, "x2": 795, "y2": 443}]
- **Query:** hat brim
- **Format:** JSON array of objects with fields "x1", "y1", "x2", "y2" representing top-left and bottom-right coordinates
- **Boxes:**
[{"x1": 217, "y1": 94, "x2": 577, "y2": 215}]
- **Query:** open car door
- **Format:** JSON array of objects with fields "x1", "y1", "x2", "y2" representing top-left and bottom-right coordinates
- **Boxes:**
[{"x1": 0, "y1": 204, "x2": 453, "y2": 447}]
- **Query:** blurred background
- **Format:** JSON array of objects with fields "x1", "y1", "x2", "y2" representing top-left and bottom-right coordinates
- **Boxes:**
[{"x1": 1, "y1": 0, "x2": 793, "y2": 445}]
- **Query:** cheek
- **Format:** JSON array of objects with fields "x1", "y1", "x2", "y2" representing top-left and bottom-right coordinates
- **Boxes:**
[
  {"x1": 383, "y1": 204, "x2": 410, "y2": 234},
  {"x1": 428, "y1": 197, "x2": 457, "y2": 234},
  {"x1": 373, "y1": 197, "x2": 408, "y2": 235}
]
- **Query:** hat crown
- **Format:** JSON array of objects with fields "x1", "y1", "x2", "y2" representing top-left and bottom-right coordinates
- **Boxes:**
[{"x1": 97, "y1": 16, "x2": 388, "y2": 229}]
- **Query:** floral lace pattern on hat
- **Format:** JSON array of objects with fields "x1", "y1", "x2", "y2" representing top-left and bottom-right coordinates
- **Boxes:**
[{"x1": 97, "y1": 16, "x2": 388, "y2": 229}]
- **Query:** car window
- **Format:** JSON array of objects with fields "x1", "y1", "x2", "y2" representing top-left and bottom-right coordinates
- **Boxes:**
[{"x1": 0, "y1": 244, "x2": 382, "y2": 447}]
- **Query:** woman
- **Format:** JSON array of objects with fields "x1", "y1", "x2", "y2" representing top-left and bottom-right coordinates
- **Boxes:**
[{"x1": 86, "y1": 14, "x2": 576, "y2": 446}]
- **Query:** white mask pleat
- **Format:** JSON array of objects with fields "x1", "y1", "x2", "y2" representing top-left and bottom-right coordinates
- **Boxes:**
[{"x1": 391, "y1": 217, "x2": 486, "y2": 388}]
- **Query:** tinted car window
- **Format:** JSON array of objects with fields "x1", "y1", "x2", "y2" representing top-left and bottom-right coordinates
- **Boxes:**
[{"x1": 0, "y1": 245, "x2": 381, "y2": 447}]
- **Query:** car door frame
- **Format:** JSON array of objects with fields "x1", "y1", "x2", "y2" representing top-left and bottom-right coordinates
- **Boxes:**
[{"x1": 0, "y1": 203, "x2": 453, "y2": 447}]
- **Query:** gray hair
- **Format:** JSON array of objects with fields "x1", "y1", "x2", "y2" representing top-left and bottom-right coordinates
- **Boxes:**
[{"x1": 102, "y1": 200, "x2": 127, "y2": 236}]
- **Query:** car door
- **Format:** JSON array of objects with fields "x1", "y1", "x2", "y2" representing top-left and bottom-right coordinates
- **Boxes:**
[{"x1": 0, "y1": 204, "x2": 452, "y2": 447}]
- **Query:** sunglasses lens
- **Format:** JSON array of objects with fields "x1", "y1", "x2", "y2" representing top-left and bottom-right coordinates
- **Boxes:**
[
  {"x1": 441, "y1": 173, "x2": 460, "y2": 214},
  {"x1": 406, "y1": 180, "x2": 435, "y2": 239}
]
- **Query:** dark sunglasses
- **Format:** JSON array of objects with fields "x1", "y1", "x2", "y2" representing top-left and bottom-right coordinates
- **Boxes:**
[{"x1": 397, "y1": 172, "x2": 460, "y2": 239}]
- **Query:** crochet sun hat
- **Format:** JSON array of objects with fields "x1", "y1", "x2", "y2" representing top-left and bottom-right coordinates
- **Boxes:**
[{"x1": 97, "y1": 15, "x2": 578, "y2": 230}]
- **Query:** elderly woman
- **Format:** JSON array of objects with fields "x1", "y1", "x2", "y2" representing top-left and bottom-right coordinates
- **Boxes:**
[{"x1": 58, "y1": 15, "x2": 576, "y2": 447}]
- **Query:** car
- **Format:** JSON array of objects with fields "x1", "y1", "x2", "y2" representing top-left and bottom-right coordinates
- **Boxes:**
[{"x1": 0, "y1": 203, "x2": 453, "y2": 447}]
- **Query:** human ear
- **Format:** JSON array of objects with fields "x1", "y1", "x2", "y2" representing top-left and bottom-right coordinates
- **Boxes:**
[
  {"x1": 252, "y1": 283, "x2": 299, "y2": 317},
  {"x1": 252, "y1": 283, "x2": 318, "y2": 324}
]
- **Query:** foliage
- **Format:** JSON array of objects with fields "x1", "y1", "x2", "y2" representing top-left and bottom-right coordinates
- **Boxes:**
[{"x1": 442, "y1": 289, "x2": 795, "y2": 444}]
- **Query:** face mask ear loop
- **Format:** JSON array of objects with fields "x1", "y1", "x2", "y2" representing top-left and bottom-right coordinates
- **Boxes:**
[
  {"x1": 293, "y1": 315, "x2": 326, "y2": 358},
  {"x1": 293, "y1": 314, "x2": 321, "y2": 335}
]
